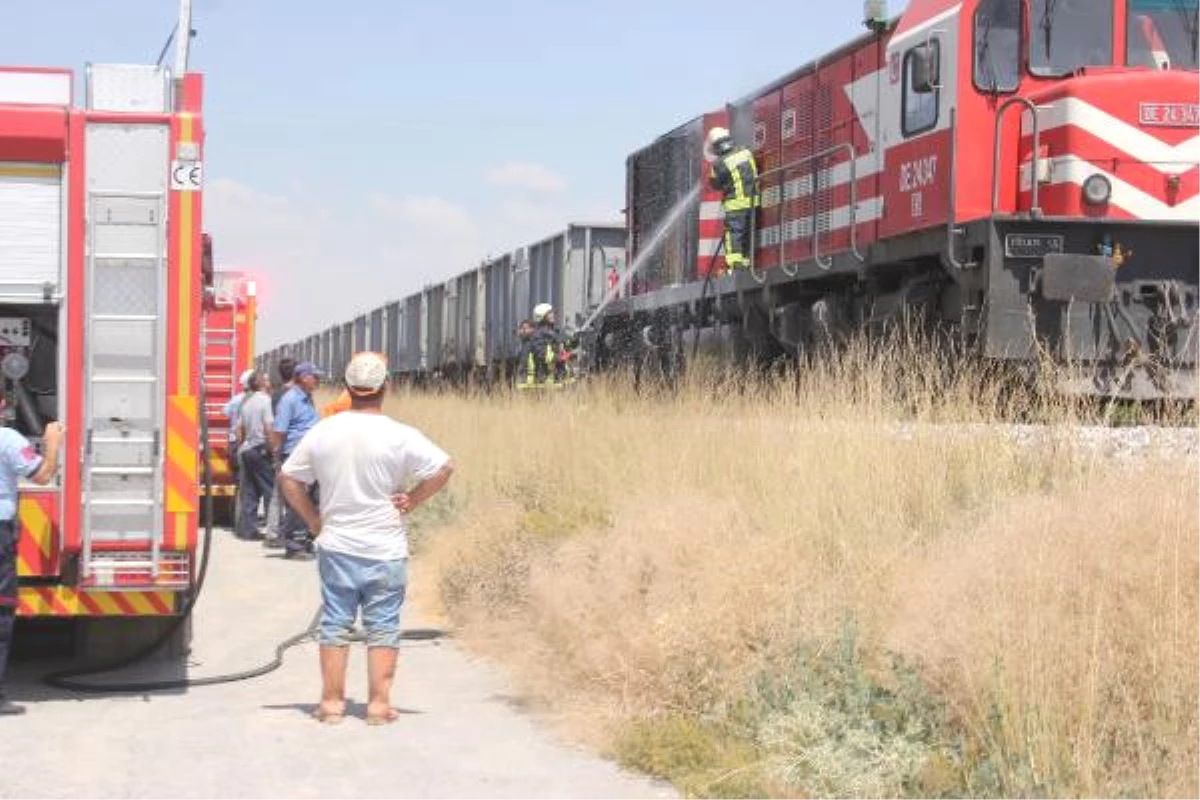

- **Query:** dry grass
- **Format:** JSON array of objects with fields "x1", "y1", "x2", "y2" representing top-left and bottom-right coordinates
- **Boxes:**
[{"x1": 376, "y1": 342, "x2": 1198, "y2": 798}]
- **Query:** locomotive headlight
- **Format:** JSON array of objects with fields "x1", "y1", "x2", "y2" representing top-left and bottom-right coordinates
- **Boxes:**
[{"x1": 1082, "y1": 174, "x2": 1112, "y2": 206}]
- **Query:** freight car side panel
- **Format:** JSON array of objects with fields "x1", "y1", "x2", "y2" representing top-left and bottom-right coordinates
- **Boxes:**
[
  {"x1": 369, "y1": 307, "x2": 383, "y2": 353},
  {"x1": 528, "y1": 234, "x2": 564, "y2": 317},
  {"x1": 562, "y1": 224, "x2": 625, "y2": 328},
  {"x1": 424, "y1": 285, "x2": 444, "y2": 370},
  {"x1": 384, "y1": 301, "x2": 401, "y2": 373},
  {"x1": 442, "y1": 279, "x2": 459, "y2": 367},
  {"x1": 512, "y1": 250, "x2": 531, "y2": 327},
  {"x1": 403, "y1": 294, "x2": 422, "y2": 372},
  {"x1": 485, "y1": 254, "x2": 515, "y2": 364}
]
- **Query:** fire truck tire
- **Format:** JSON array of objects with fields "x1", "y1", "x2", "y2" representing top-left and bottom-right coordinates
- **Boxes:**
[
  {"x1": 202, "y1": 495, "x2": 236, "y2": 529},
  {"x1": 75, "y1": 615, "x2": 193, "y2": 663}
]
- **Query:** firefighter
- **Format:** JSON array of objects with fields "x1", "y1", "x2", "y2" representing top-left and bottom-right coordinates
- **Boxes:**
[
  {"x1": 524, "y1": 303, "x2": 571, "y2": 389},
  {"x1": 0, "y1": 417, "x2": 64, "y2": 716},
  {"x1": 514, "y1": 319, "x2": 538, "y2": 390},
  {"x1": 706, "y1": 126, "x2": 759, "y2": 274}
]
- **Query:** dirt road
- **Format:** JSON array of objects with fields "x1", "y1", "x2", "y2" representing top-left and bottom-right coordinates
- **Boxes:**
[{"x1": 3, "y1": 531, "x2": 673, "y2": 799}]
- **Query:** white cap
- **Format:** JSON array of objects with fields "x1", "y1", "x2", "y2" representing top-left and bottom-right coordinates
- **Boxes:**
[
  {"x1": 345, "y1": 351, "x2": 388, "y2": 395},
  {"x1": 239, "y1": 369, "x2": 256, "y2": 390}
]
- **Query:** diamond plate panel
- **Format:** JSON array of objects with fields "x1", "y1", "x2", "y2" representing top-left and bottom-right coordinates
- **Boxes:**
[{"x1": 93, "y1": 259, "x2": 158, "y2": 315}]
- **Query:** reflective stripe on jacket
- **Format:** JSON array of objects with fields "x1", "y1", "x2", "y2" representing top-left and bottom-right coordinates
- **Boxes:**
[{"x1": 708, "y1": 147, "x2": 759, "y2": 212}]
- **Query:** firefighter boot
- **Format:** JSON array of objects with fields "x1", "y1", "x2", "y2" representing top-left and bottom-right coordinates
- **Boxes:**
[{"x1": 0, "y1": 609, "x2": 22, "y2": 715}]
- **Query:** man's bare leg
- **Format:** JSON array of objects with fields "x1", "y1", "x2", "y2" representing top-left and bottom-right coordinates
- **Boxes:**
[
  {"x1": 318, "y1": 645, "x2": 349, "y2": 719},
  {"x1": 366, "y1": 646, "x2": 398, "y2": 722}
]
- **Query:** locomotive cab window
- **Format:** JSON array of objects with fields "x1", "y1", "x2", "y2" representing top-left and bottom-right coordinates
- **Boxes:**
[
  {"x1": 1030, "y1": 0, "x2": 1114, "y2": 75},
  {"x1": 974, "y1": 0, "x2": 1021, "y2": 91},
  {"x1": 1126, "y1": 0, "x2": 1199, "y2": 70},
  {"x1": 902, "y1": 40, "x2": 940, "y2": 136}
]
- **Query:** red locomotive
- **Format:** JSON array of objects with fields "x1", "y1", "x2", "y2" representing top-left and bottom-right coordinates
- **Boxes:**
[{"x1": 612, "y1": 0, "x2": 1198, "y2": 397}]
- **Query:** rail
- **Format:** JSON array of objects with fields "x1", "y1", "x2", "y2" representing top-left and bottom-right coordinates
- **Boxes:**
[
  {"x1": 991, "y1": 96, "x2": 1042, "y2": 216},
  {"x1": 756, "y1": 142, "x2": 865, "y2": 279}
]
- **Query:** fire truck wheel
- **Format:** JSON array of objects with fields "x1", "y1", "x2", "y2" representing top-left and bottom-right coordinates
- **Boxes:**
[{"x1": 202, "y1": 495, "x2": 237, "y2": 529}]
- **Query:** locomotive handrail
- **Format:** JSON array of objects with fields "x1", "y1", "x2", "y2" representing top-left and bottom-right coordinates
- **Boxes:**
[
  {"x1": 945, "y1": 108, "x2": 972, "y2": 270},
  {"x1": 758, "y1": 142, "x2": 865, "y2": 275},
  {"x1": 991, "y1": 95, "x2": 1042, "y2": 216}
]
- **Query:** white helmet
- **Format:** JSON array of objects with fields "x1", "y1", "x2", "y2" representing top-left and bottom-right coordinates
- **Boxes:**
[
  {"x1": 706, "y1": 126, "x2": 731, "y2": 149},
  {"x1": 704, "y1": 126, "x2": 733, "y2": 162},
  {"x1": 533, "y1": 303, "x2": 553, "y2": 323},
  {"x1": 239, "y1": 369, "x2": 256, "y2": 391}
]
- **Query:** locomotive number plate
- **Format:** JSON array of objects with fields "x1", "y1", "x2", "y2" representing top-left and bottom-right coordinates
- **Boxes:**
[{"x1": 1004, "y1": 233, "x2": 1064, "y2": 259}]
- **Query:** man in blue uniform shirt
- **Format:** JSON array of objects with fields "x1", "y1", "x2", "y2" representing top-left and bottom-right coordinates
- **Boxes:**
[
  {"x1": 270, "y1": 362, "x2": 322, "y2": 558},
  {"x1": 0, "y1": 418, "x2": 64, "y2": 716}
]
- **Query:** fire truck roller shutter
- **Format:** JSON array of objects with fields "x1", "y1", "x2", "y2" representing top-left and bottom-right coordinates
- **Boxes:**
[
  {"x1": 0, "y1": 163, "x2": 63, "y2": 440},
  {"x1": 0, "y1": 163, "x2": 63, "y2": 296}
]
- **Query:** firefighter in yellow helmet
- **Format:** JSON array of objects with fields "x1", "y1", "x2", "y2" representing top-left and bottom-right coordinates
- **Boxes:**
[{"x1": 706, "y1": 126, "x2": 759, "y2": 273}]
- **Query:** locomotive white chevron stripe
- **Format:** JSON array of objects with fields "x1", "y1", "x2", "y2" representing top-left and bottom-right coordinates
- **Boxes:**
[
  {"x1": 1023, "y1": 97, "x2": 1200, "y2": 174},
  {"x1": 1022, "y1": 154, "x2": 1200, "y2": 220},
  {"x1": 700, "y1": 153, "x2": 884, "y2": 219},
  {"x1": 890, "y1": 3, "x2": 963, "y2": 45},
  {"x1": 698, "y1": 196, "x2": 885, "y2": 256}
]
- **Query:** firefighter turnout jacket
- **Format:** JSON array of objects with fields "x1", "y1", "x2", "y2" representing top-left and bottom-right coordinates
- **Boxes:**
[
  {"x1": 517, "y1": 324, "x2": 573, "y2": 390},
  {"x1": 708, "y1": 146, "x2": 759, "y2": 213}
]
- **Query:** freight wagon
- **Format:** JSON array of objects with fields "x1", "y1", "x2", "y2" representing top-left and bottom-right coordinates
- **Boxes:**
[{"x1": 257, "y1": 223, "x2": 625, "y2": 386}]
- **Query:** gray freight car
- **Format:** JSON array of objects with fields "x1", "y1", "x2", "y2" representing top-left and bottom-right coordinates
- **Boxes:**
[{"x1": 259, "y1": 221, "x2": 625, "y2": 389}]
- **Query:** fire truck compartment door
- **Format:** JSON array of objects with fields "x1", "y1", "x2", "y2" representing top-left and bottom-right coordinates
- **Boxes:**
[
  {"x1": 0, "y1": 163, "x2": 63, "y2": 298},
  {"x1": 80, "y1": 123, "x2": 168, "y2": 583}
]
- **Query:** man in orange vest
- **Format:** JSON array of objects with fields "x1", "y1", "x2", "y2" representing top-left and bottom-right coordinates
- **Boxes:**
[
  {"x1": 321, "y1": 389, "x2": 351, "y2": 418},
  {"x1": 323, "y1": 353, "x2": 387, "y2": 417}
]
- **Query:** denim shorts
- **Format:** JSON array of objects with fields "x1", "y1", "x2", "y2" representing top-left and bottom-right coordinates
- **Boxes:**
[{"x1": 316, "y1": 549, "x2": 408, "y2": 648}]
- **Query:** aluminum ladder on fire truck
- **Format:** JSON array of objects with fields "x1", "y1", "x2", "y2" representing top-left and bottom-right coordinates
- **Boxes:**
[
  {"x1": 79, "y1": 122, "x2": 184, "y2": 589},
  {"x1": 201, "y1": 290, "x2": 238, "y2": 448}
]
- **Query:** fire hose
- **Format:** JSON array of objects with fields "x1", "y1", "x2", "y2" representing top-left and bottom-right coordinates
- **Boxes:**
[
  {"x1": 43, "y1": 387, "x2": 442, "y2": 694},
  {"x1": 691, "y1": 237, "x2": 727, "y2": 362}
]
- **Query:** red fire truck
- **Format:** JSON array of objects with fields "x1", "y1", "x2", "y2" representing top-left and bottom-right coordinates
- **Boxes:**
[
  {"x1": 200, "y1": 261, "x2": 258, "y2": 523},
  {"x1": 2, "y1": 54, "x2": 206, "y2": 650}
]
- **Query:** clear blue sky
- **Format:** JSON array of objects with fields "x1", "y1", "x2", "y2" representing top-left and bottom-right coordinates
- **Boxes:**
[{"x1": 2, "y1": 0, "x2": 876, "y2": 348}]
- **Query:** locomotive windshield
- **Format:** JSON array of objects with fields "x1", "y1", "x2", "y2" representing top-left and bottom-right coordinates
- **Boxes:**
[
  {"x1": 1127, "y1": 0, "x2": 1199, "y2": 70},
  {"x1": 1029, "y1": 0, "x2": 1115, "y2": 75}
]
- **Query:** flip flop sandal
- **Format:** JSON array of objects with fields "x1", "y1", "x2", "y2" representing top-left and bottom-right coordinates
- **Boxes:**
[
  {"x1": 365, "y1": 708, "x2": 400, "y2": 726},
  {"x1": 312, "y1": 708, "x2": 345, "y2": 725}
]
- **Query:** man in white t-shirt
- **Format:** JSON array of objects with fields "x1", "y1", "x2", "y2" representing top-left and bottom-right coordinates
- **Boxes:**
[{"x1": 279, "y1": 352, "x2": 453, "y2": 725}]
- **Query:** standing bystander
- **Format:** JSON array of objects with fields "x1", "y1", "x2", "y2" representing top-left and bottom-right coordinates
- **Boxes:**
[
  {"x1": 263, "y1": 357, "x2": 296, "y2": 548},
  {"x1": 280, "y1": 352, "x2": 452, "y2": 725},
  {"x1": 235, "y1": 371, "x2": 274, "y2": 540},
  {"x1": 0, "y1": 417, "x2": 64, "y2": 716},
  {"x1": 271, "y1": 361, "x2": 322, "y2": 558}
]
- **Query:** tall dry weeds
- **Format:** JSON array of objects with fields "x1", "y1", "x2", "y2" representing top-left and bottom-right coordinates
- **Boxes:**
[{"x1": 379, "y1": 338, "x2": 1198, "y2": 798}]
